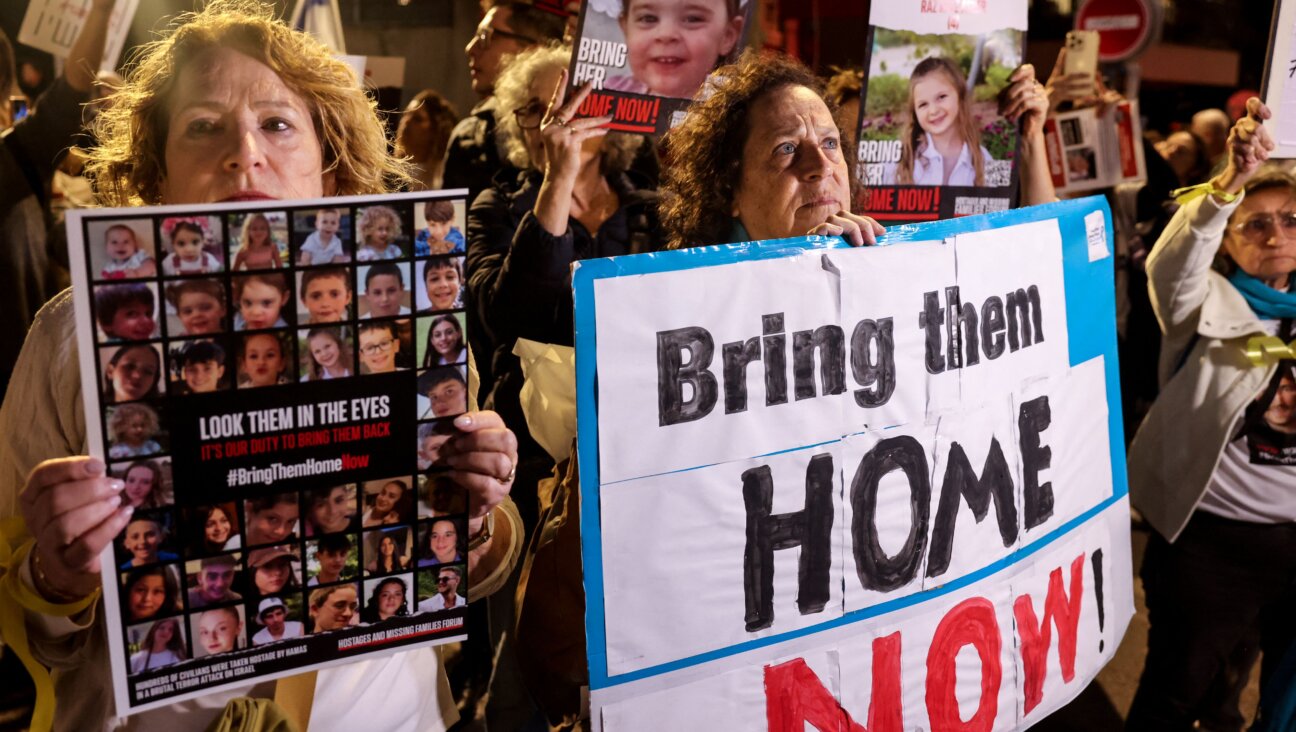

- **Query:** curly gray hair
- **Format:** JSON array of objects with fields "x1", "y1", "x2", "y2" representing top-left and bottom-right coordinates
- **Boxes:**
[{"x1": 493, "y1": 44, "x2": 642, "y2": 173}]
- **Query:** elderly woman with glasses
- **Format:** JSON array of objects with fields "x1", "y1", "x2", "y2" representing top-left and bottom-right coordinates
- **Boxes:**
[
  {"x1": 1126, "y1": 99, "x2": 1296, "y2": 730},
  {"x1": 465, "y1": 43, "x2": 662, "y2": 510}
]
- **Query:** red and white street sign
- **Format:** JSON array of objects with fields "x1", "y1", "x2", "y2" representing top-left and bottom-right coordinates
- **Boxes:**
[{"x1": 1076, "y1": 0, "x2": 1162, "y2": 62}]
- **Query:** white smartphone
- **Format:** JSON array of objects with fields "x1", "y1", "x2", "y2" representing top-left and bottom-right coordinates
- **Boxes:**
[{"x1": 1065, "y1": 30, "x2": 1100, "y2": 77}]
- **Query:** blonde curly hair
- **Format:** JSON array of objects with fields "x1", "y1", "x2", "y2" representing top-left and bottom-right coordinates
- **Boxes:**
[
  {"x1": 87, "y1": 0, "x2": 411, "y2": 206},
  {"x1": 493, "y1": 44, "x2": 642, "y2": 173}
]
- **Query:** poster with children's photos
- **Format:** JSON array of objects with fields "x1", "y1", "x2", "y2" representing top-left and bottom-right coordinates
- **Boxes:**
[
  {"x1": 66, "y1": 191, "x2": 473, "y2": 716},
  {"x1": 854, "y1": 1, "x2": 1027, "y2": 223},
  {"x1": 566, "y1": 0, "x2": 755, "y2": 135}
]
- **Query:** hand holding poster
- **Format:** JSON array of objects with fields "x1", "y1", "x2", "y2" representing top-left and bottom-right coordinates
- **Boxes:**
[
  {"x1": 67, "y1": 191, "x2": 473, "y2": 715},
  {"x1": 567, "y1": 0, "x2": 755, "y2": 134},
  {"x1": 856, "y1": 1, "x2": 1028, "y2": 222},
  {"x1": 573, "y1": 197, "x2": 1132, "y2": 729}
]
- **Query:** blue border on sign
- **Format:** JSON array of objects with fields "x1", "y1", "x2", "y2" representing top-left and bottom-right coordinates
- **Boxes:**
[{"x1": 571, "y1": 196, "x2": 1127, "y2": 691}]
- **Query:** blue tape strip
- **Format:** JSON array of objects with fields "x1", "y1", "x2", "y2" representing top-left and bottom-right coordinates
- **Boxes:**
[{"x1": 571, "y1": 196, "x2": 1122, "y2": 690}]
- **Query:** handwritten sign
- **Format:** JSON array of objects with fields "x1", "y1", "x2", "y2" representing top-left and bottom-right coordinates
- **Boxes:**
[
  {"x1": 572, "y1": 197, "x2": 1133, "y2": 730},
  {"x1": 19, "y1": 0, "x2": 140, "y2": 71}
]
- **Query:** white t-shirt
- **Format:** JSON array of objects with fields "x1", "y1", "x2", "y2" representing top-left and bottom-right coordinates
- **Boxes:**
[
  {"x1": 300, "y1": 231, "x2": 345, "y2": 264},
  {"x1": 417, "y1": 593, "x2": 466, "y2": 612},
  {"x1": 1198, "y1": 320, "x2": 1296, "y2": 523},
  {"x1": 251, "y1": 621, "x2": 305, "y2": 645}
]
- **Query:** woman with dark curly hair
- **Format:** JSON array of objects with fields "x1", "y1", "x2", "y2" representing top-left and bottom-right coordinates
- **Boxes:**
[{"x1": 660, "y1": 50, "x2": 885, "y2": 250}]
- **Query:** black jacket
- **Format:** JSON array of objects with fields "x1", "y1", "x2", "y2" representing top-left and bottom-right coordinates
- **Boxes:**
[{"x1": 466, "y1": 168, "x2": 662, "y2": 462}]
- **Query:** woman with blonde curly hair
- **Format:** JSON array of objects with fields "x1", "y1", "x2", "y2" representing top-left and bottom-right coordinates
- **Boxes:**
[
  {"x1": 466, "y1": 44, "x2": 658, "y2": 495},
  {"x1": 3, "y1": 2, "x2": 523, "y2": 729}
]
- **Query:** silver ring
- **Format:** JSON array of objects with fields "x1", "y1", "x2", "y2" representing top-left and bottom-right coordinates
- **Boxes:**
[{"x1": 553, "y1": 118, "x2": 568, "y2": 128}]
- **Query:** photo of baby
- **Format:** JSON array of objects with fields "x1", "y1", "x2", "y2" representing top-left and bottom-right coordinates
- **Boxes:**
[
  {"x1": 164, "y1": 278, "x2": 228, "y2": 337},
  {"x1": 94, "y1": 283, "x2": 160, "y2": 343},
  {"x1": 89, "y1": 219, "x2": 157, "y2": 280}
]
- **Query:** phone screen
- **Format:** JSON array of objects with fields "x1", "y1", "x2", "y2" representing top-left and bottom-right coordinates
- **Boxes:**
[{"x1": 10, "y1": 96, "x2": 29, "y2": 123}]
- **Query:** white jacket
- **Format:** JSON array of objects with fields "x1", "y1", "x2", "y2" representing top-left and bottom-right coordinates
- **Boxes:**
[{"x1": 1127, "y1": 193, "x2": 1279, "y2": 542}]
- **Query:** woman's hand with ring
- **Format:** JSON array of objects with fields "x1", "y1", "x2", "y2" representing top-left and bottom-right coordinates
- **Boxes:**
[
  {"x1": 1001, "y1": 64, "x2": 1049, "y2": 138},
  {"x1": 19, "y1": 456, "x2": 134, "y2": 602},
  {"x1": 809, "y1": 211, "x2": 885, "y2": 247},
  {"x1": 540, "y1": 69, "x2": 613, "y2": 182},
  {"x1": 440, "y1": 411, "x2": 519, "y2": 524}
]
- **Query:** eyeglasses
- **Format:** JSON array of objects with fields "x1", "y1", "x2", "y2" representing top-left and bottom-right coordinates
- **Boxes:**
[
  {"x1": 437, "y1": 576, "x2": 457, "y2": 584},
  {"x1": 360, "y1": 338, "x2": 395, "y2": 356},
  {"x1": 512, "y1": 100, "x2": 546, "y2": 130},
  {"x1": 472, "y1": 26, "x2": 538, "y2": 48},
  {"x1": 1231, "y1": 212, "x2": 1296, "y2": 241}
]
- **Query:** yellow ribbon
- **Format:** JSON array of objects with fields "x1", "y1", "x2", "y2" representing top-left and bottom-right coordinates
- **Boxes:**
[
  {"x1": 1244, "y1": 335, "x2": 1296, "y2": 366},
  {"x1": 0, "y1": 516, "x2": 100, "y2": 732},
  {"x1": 1171, "y1": 181, "x2": 1239, "y2": 205}
]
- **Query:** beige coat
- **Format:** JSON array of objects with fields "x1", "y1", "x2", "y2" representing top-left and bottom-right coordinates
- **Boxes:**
[{"x1": 1127, "y1": 193, "x2": 1279, "y2": 543}]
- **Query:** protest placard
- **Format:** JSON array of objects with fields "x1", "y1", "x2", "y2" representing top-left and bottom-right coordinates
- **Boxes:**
[
  {"x1": 19, "y1": 0, "x2": 139, "y2": 71},
  {"x1": 1263, "y1": 0, "x2": 1296, "y2": 157},
  {"x1": 572, "y1": 196, "x2": 1132, "y2": 730},
  {"x1": 68, "y1": 191, "x2": 473, "y2": 715},
  {"x1": 1042, "y1": 100, "x2": 1147, "y2": 194},
  {"x1": 854, "y1": 0, "x2": 1027, "y2": 222},
  {"x1": 566, "y1": 0, "x2": 755, "y2": 134}
]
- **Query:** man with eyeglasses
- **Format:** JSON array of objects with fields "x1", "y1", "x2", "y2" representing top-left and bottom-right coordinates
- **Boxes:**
[
  {"x1": 443, "y1": 2, "x2": 566, "y2": 203},
  {"x1": 417, "y1": 566, "x2": 466, "y2": 612}
]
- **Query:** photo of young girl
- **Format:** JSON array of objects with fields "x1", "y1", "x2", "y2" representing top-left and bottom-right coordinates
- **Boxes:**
[
  {"x1": 185, "y1": 502, "x2": 240, "y2": 555},
  {"x1": 299, "y1": 326, "x2": 354, "y2": 381},
  {"x1": 229, "y1": 211, "x2": 288, "y2": 270},
  {"x1": 106, "y1": 403, "x2": 165, "y2": 458},
  {"x1": 160, "y1": 216, "x2": 223, "y2": 275},
  {"x1": 110, "y1": 458, "x2": 172, "y2": 509},
  {"x1": 232, "y1": 273, "x2": 292, "y2": 330},
  {"x1": 418, "y1": 313, "x2": 467, "y2": 367},
  {"x1": 120, "y1": 565, "x2": 183, "y2": 624},
  {"x1": 858, "y1": 29, "x2": 1022, "y2": 192},
  {"x1": 354, "y1": 205, "x2": 407, "y2": 262},
  {"x1": 236, "y1": 332, "x2": 294, "y2": 388},
  {"x1": 164, "y1": 279, "x2": 227, "y2": 336},
  {"x1": 89, "y1": 220, "x2": 157, "y2": 280},
  {"x1": 99, "y1": 343, "x2": 164, "y2": 404},
  {"x1": 602, "y1": 0, "x2": 747, "y2": 99},
  {"x1": 883, "y1": 57, "x2": 994, "y2": 187},
  {"x1": 128, "y1": 617, "x2": 188, "y2": 674}
]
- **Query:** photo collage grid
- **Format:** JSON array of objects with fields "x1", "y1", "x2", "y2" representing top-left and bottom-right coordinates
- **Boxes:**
[{"x1": 83, "y1": 197, "x2": 473, "y2": 675}]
